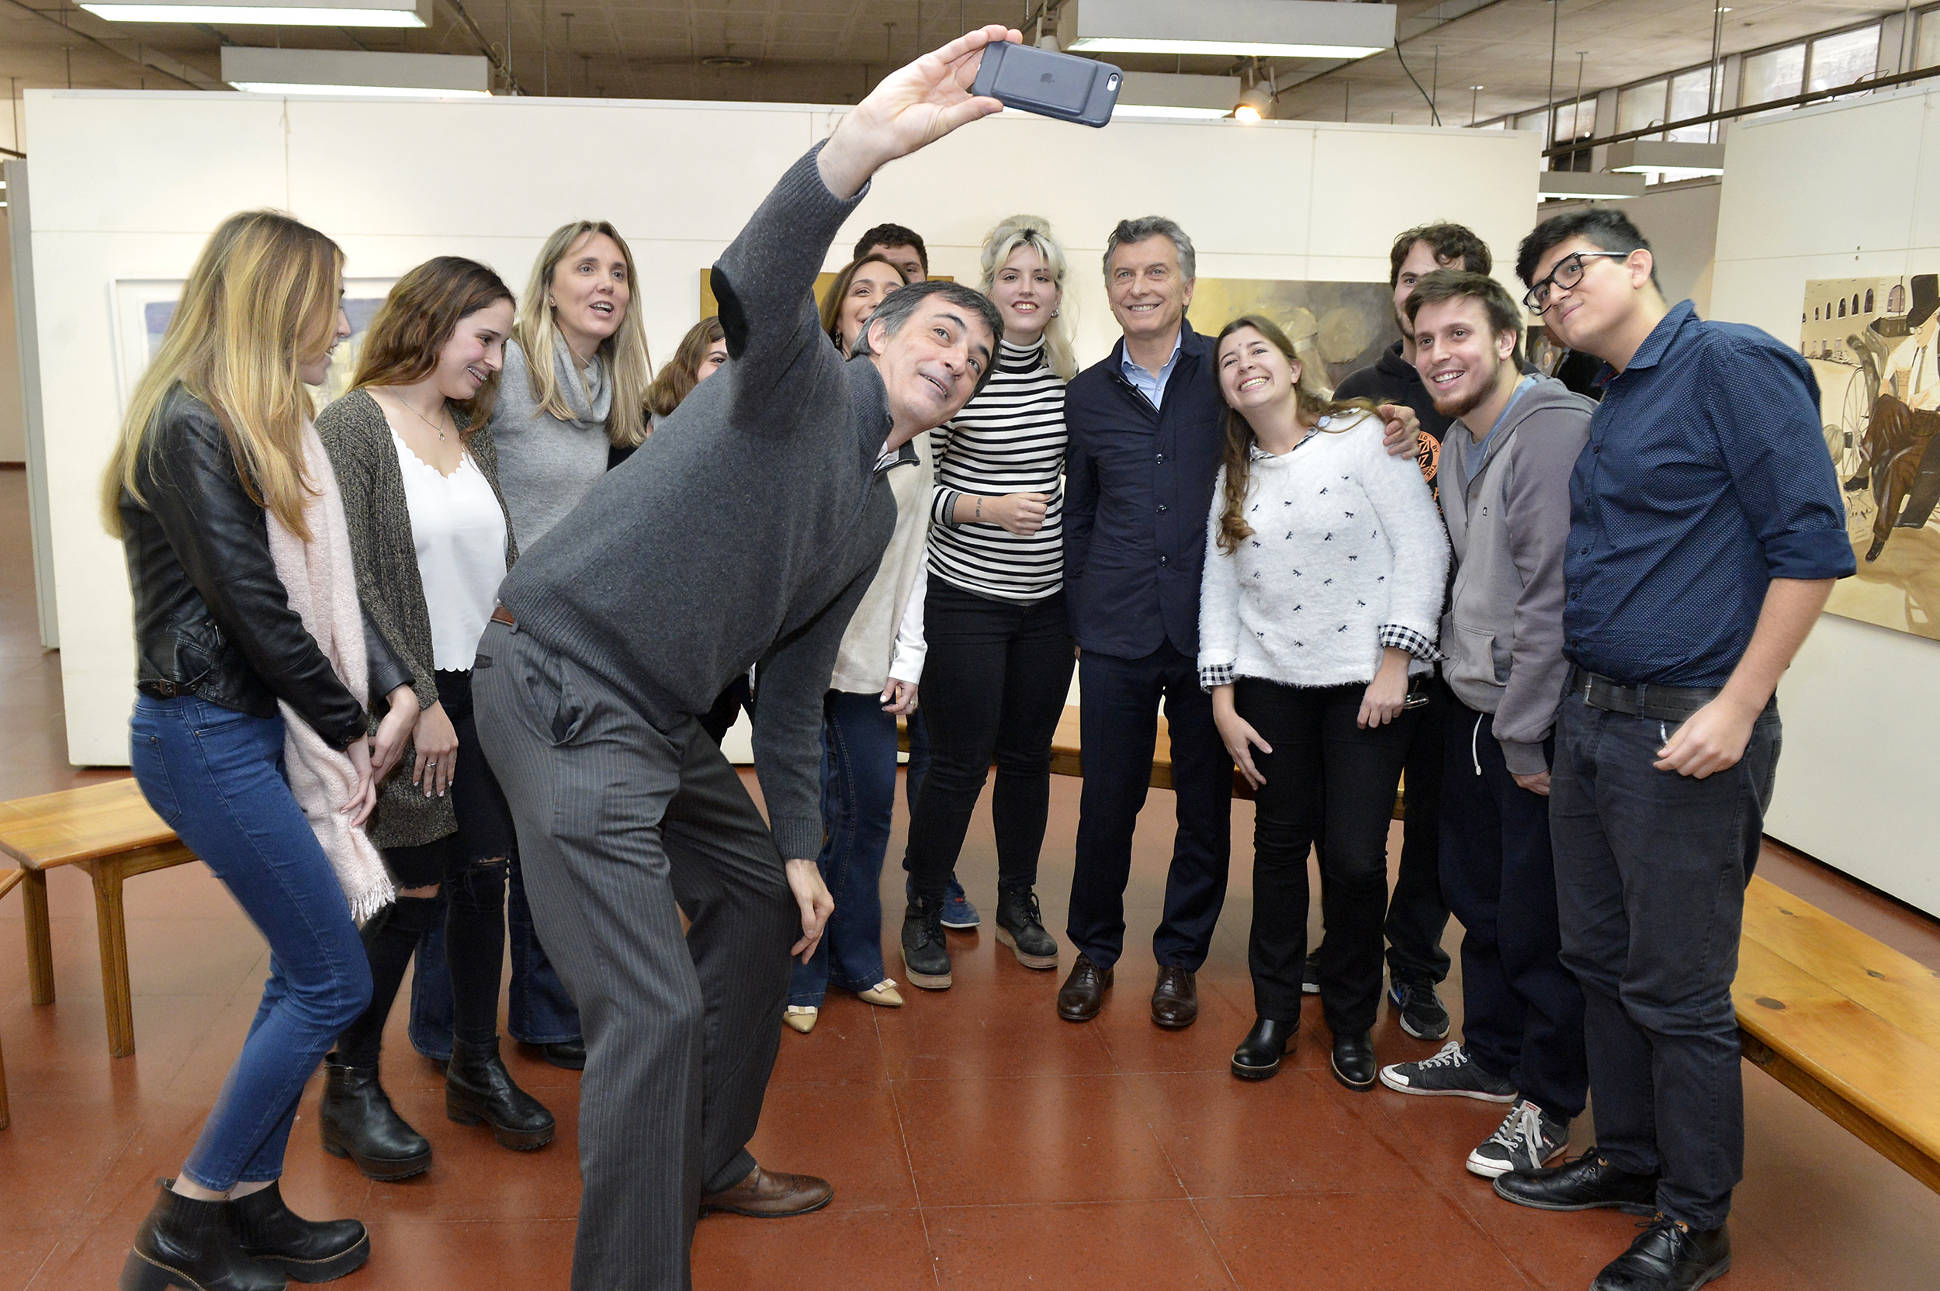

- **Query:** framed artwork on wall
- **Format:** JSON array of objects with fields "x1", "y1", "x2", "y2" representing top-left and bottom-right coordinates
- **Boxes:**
[
  {"x1": 1185, "y1": 278, "x2": 1394, "y2": 398},
  {"x1": 1801, "y1": 273, "x2": 1940, "y2": 642}
]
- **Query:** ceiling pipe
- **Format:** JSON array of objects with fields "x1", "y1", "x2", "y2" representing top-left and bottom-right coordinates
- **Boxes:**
[{"x1": 441, "y1": 0, "x2": 525, "y2": 95}]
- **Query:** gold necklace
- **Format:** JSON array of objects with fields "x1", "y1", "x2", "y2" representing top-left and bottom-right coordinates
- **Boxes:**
[{"x1": 385, "y1": 390, "x2": 452, "y2": 442}]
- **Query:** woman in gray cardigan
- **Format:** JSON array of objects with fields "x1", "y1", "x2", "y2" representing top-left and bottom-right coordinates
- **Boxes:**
[{"x1": 317, "y1": 257, "x2": 555, "y2": 1180}]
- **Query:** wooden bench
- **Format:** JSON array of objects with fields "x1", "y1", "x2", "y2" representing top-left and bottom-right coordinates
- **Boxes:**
[
  {"x1": 0, "y1": 779, "x2": 197, "y2": 1059},
  {"x1": 0, "y1": 866, "x2": 21, "y2": 1128},
  {"x1": 1044, "y1": 703, "x2": 1940, "y2": 1192}
]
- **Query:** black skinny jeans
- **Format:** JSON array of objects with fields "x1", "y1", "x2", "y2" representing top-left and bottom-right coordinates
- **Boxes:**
[
  {"x1": 905, "y1": 577, "x2": 1075, "y2": 903},
  {"x1": 339, "y1": 668, "x2": 513, "y2": 1066},
  {"x1": 1237, "y1": 677, "x2": 1418, "y2": 1031}
]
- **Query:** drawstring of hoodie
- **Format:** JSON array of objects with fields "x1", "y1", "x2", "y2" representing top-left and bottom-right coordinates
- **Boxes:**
[{"x1": 1471, "y1": 712, "x2": 1484, "y2": 777}]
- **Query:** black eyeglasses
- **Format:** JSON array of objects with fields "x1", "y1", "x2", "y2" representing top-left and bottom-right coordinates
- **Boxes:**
[{"x1": 1523, "y1": 250, "x2": 1631, "y2": 312}]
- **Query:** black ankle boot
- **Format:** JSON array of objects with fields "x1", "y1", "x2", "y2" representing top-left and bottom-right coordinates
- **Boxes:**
[
  {"x1": 994, "y1": 886, "x2": 1059, "y2": 970},
  {"x1": 318, "y1": 1054, "x2": 432, "y2": 1181},
  {"x1": 446, "y1": 1038, "x2": 555, "y2": 1150},
  {"x1": 230, "y1": 1181, "x2": 368, "y2": 1284},
  {"x1": 900, "y1": 896, "x2": 953, "y2": 990},
  {"x1": 120, "y1": 1181, "x2": 285, "y2": 1291}
]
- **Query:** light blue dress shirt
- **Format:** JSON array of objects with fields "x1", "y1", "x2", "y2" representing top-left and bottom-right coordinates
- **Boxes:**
[{"x1": 1119, "y1": 328, "x2": 1185, "y2": 410}]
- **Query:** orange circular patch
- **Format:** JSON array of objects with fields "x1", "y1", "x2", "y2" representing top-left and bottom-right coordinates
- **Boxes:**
[{"x1": 1416, "y1": 434, "x2": 1441, "y2": 487}]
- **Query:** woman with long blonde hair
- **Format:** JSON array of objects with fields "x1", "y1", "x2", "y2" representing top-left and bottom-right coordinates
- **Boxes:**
[
  {"x1": 316, "y1": 257, "x2": 556, "y2": 1182},
  {"x1": 405, "y1": 221, "x2": 650, "y2": 1074},
  {"x1": 898, "y1": 215, "x2": 1078, "y2": 991},
  {"x1": 1198, "y1": 314, "x2": 1446, "y2": 1089},
  {"x1": 105, "y1": 209, "x2": 418, "y2": 1290}
]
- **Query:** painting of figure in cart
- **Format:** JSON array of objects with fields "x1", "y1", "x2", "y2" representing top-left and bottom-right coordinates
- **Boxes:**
[{"x1": 1801, "y1": 273, "x2": 1940, "y2": 641}]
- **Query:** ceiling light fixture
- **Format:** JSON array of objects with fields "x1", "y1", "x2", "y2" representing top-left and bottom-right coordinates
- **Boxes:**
[
  {"x1": 83, "y1": 0, "x2": 428, "y2": 26},
  {"x1": 1537, "y1": 170, "x2": 1648, "y2": 201},
  {"x1": 1605, "y1": 138, "x2": 1725, "y2": 180},
  {"x1": 1234, "y1": 84, "x2": 1273, "y2": 123},
  {"x1": 1115, "y1": 71, "x2": 1243, "y2": 120},
  {"x1": 222, "y1": 48, "x2": 489, "y2": 96},
  {"x1": 1057, "y1": 0, "x2": 1395, "y2": 62}
]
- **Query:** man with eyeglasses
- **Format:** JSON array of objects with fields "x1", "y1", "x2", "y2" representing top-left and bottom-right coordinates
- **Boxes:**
[{"x1": 1490, "y1": 209, "x2": 1852, "y2": 1291}]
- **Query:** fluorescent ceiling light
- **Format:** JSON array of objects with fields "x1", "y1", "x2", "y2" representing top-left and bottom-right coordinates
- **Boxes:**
[
  {"x1": 1116, "y1": 71, "x2": 1242, "y2": 120},
  {"x1": 1605, "y1": 139, "x2": 1724, "y2": 179},
  {"x1": 83, "y1": 0, "x2": 427, "y2": 26},
  {"x1": 1537, "y1": 171, "x2": 1648, "y2": 200},
  {"x1": 223, "y1": 48, "x2": 488, "y2": 97},
  {"x1": 1059, "y1": 0, "x2": 1394, "y2": 62}
]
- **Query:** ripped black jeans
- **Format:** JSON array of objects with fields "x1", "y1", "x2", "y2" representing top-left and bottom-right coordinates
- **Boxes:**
[{"x1": 339, "y1": 668, "x2": 515, "y2": 1065}]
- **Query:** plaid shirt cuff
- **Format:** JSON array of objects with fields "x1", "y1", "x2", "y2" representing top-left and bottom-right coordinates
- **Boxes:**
[
  {"x1": 1199, "y1": 662, "x2": 1236, "y2": 691},
  {"x1": 1379, "y1": 623, "x2": 1444, "y2": 663}
]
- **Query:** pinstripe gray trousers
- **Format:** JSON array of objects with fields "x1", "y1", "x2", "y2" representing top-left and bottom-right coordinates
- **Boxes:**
[{"x1": 474, "y1": 619, "x2": 798, "y2": 1290}]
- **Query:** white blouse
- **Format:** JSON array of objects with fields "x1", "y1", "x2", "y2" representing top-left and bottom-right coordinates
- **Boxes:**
[{"x1": 391, "y1": 427, "x2": 509, "y2": 671}]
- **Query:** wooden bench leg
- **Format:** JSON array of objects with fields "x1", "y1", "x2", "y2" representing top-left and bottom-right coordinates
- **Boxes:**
[
  {"x1": 21, "y1": 869, "x2": 53, "y2": 1007},
  {"x1": 87, "y1": 863, "x2": 137, "y2": 1059},
  {"x1": 0, "y1": 1025, "x2": 9, "y2": 1130}
]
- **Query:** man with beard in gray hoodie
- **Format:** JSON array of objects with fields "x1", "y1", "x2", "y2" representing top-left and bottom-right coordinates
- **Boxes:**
[{"x1": 1376, "y1": 270, "x2": 1594, "y2": 1187}]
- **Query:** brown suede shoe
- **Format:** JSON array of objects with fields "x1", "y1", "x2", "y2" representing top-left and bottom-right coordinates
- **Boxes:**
[
  {"x1": 1056, "y1": 954, "x2": 1113, "y2": 1022},
  {"x1": 1151, "y1": 965, "x2": 1198, "y2": 1029},
  {"x1": 699, "y1": 1166, "x2": 834, "y2": 1219}
]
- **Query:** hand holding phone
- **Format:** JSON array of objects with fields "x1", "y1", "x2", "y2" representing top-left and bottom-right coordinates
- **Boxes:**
[{"x1": 970, "y1": 41, "x2": 1122, "y2": 128}]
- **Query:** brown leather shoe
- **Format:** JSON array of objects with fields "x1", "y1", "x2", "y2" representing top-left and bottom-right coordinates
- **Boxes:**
[
  {"x1": 1151, "y1": 965, "x2": 1198, "y2": 1029},
  {"x1": 1056, "y1": 954, "x2": 1113, "y2": 1022},
  {"x1": 698, "y1": 1166, "x2": 833, "y2": 1219}
]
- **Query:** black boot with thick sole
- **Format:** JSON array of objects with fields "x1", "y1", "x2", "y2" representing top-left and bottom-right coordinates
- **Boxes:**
[
  {"x1": 119, "y1": 1181, "x2": 285, "y2": 1291},
  {"x1": 317, "y1": 1054, "x2": 432, "y2": 1181},
  {"x1": 230, "y1": 1181, "x2": 369, "y2": 1284},
  {"x1": 446, "y1": 1039, "x2": 555, "y2": 1150}
]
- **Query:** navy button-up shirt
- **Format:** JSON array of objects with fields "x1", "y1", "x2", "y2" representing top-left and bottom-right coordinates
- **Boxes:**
[{"x1": 1564, "y1": 300, "x2": 1855, "y2": 687}]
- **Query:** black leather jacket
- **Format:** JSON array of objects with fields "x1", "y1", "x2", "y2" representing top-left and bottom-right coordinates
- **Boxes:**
[{"x1": 119, "y1": 384, "x2": 410, "y2": 749}]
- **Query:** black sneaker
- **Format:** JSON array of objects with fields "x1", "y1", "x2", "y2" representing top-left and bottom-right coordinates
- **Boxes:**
[
  {"x1": 994, "y1": 887, "x2": 1058, "y2": 970},
  {"x1": 1388, "y1": 979, "x2": 1450, "y2": 1041},
  {"x1": 1378, "y1": 1040, "x2": 1516, "y2": 1101},
  {"x1": 1302, "y1": 950, "x2": 1320, "y2": 995},
  {"x1": 900, "y1": 897, "x2": 952, "y2": 990},
  {"x1": 1467, "y1": 1098, "x2": 1571, "y2": 1179}
]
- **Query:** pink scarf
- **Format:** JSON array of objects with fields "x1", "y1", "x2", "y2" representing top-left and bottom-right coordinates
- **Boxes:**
[{"x1": 263, "y1": 421, "x2": 395, "y2": 923}]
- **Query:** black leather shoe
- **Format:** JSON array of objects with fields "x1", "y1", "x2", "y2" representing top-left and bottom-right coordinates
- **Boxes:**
[
  {"x1": 1151, "y1": 965, "x2": 1198, "y2": 1029},
  {"x1": 119, "y1": 1181, "x2": 284, "y2": 1291},
  {"x1": 900, "y1": 896, "x2": 953, "y2": 990},
  {"x1": 446, "y1": 1039, "x2": 556, "y2": 1151},
  {"x1": 1056, "y1": 954, "x2": 1112, "y2": 1022},
  {"x1": 994, "y1": 886, "x2": 1059, "y2": 970},
  {"x1": 1230, "y1": 1017, "x2": 1296, "y2": 1080},
  {"x1": 318, "y1": 1054, "x2": 432, "y2": 1181},
  {"x1": 1330, "y1": 1030, "x2": 1377, "y2": 1091},
  {"x1": 231, "y1": 1180, "x2": 369, "y2": 1283},
  {"x1": 1492, "y1": 1148, "x2": 1660, "y2": 1214},
  {"x1": 1592, "y1": 1216, "x2": 1731, "y2": 1291},
  {"x1": 539, "y1": 1040, "x2": 585, "y2": 1071}
]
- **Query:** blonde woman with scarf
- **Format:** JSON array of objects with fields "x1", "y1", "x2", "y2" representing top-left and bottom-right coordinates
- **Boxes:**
[{"x1": 102, "y1": 209, "x2": 418, "y2": 1291}]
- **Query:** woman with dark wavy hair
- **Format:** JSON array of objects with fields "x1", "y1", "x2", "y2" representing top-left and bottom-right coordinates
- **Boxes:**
[
  {"x1": 1198, "y1": 314, "x2": 1446, "y2": 1090},
  {"x1": 316, "y1": 256, "x2": 555, "y2": 1182}
]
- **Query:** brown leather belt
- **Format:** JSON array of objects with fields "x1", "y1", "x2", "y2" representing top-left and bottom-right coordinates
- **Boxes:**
[{"x1": 490, "y1": 605, "x2": 517, "y2": 627}]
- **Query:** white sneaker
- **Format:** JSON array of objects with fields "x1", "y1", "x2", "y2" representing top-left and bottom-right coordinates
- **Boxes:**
[{"x1": 1466, "y1": 1098, "x2": 1570, "y2": 1178}]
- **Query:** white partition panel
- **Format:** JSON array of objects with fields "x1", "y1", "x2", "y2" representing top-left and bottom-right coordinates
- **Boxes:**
[
  {"x1": 24, "y1": 89, "x2": 1538, "y2": 767},
  {"x1": 1712, "y1": 85, "x2": 1940, "y2": 915}
]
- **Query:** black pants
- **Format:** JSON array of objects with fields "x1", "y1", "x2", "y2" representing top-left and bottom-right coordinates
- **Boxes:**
[
  {"x1": 905, "y1": 578, "x2": 1075, "y2": 903},
  {"x1": 340, "y1": 668, "x2": 512, "y2": 1066},
  {"x1": 1238, "y1": 678, "x2": 1417, "y2": 1031},
  {"x1": 1387, "y1": 687, "x2": 1451, "y2": 984},
  {"x1": 1066, "y1": 643, "x2": 1233, "y2": 972},
  {"x1": 1440, "y1": 697, "x2": 1586, "y2": 1118}
]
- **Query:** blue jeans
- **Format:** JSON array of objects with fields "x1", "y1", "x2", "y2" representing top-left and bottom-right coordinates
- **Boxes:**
[
  {"x1": 789, "y1": 691, "x2": 895, "y2": 1007},
  {"x1": 130, "y1": 695, "x2": 372, "y2": 1191},
  {"x1": 1550, "y1": 691, "x2": 1780, "y2": 1229},
  {"x1": 407, "y1": 856, "x2": 582, "y2": 1059}
]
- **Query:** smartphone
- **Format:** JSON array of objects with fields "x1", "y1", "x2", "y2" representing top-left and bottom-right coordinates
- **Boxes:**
[{"x1": 971, "y1": 41, "x2": 1121, "y2": 129}]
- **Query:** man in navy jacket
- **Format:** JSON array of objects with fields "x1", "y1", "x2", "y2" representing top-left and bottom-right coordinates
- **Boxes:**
[{"x1": 1057, "y1": 216, "x2": 1231, "y2": 1030}]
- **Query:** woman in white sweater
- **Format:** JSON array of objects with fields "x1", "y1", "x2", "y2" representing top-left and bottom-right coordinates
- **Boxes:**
[{"x1": 1198, "y1": 314, "x2": 1447, "y2": 1090}]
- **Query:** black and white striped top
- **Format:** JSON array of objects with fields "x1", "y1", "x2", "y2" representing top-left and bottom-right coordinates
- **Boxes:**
[{"x1": 927, "y1": 338, "x2": 1067, "y2": 602}]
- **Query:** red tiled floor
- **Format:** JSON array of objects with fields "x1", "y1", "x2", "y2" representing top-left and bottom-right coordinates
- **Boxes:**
[{"x1": 4, "y1": 466, "x2": 1940, "y2": 1289}]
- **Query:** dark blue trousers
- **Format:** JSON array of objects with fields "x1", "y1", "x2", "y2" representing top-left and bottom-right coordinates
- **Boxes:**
[
  {"x1": 1550, "y1": 691, "x2": 1780, "y2": 1230},
  {"x1": 1440, "y1": 697, "x2": 1586, "y2": 1118},
  {"x1": 1066, "y1": 643, "x2": 1233, "y2": 972}
]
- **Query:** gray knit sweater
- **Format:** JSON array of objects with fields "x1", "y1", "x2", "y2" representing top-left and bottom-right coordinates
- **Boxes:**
[
  {"x1": 491, "y1": 336, "x2": 613, "y2": 546},
  {"x1": 318, "y1": 389, "x2": 518, "y2": 849},
  {"x1": 496, "y1": 144, "x2": 896, "y2": 861}
]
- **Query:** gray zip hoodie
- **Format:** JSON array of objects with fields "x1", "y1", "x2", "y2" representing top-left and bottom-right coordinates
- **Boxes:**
[{"x1": 1439, "y1": 375, "x2": 1594, "y2": 776}]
